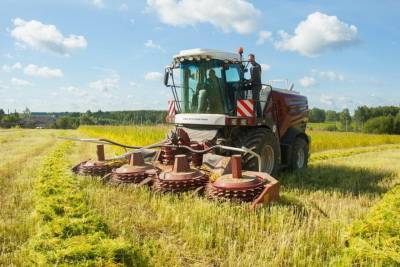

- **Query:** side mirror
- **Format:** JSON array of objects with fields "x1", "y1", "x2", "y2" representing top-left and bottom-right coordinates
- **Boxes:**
[{"x1": 163, "y1": 68, "x2": 170, "y2": 86}]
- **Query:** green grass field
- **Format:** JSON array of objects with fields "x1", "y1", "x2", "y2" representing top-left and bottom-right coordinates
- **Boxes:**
[{"x1": 1, "y1": 127, "x2": 400, "y2": 266}]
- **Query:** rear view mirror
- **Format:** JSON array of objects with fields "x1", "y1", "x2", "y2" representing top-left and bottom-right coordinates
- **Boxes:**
[{"x1": 164, "y1": 68, "x2": 170, "y2": 86}]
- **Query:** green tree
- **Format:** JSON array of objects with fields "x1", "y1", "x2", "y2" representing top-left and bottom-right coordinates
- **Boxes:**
[
  {"x1": 80, "y1": 114, "x2": 95, "y2": 125},
  {"x1": 394, "y1": 113, "x2": 400, "y2": 134},
  {"x1": 339, "y1": 108, "x2": 352, "y2": 131},
  {"x1": 364, "y1": 116, "x2": 394, "y2": 134},
  {"x1": 308, "y1": 108, "x2": 326, "y2": 123},
  {"x1": 55, "y1": 116, "x2": 79, "y2": 129},
  {"x1": 0, "y1": 108, "x2": 4, "y2": 123},
  {"x1": 325, "y1": 110, "x2": 338, "y2": 121}
]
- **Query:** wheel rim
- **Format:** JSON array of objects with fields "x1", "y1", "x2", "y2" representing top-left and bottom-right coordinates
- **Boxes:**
[
  {"x1": 261, "y1": 145, "x2": 275, "y2": 174},
  {"x1": 296, "y1": 148, "x2": 305, "y2": 168}
]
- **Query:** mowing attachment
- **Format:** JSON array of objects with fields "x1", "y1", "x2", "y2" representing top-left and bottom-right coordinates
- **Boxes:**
[
  {"x1": 153, "y1": 154, "x2": 209, "y2": 193},
  {"x1": 73, "y1": 144, "x2": 115, "y2": 177},
  {"x1": 205, "y1": 155, "x2": 280, "y2": 205},
  {"x1": 107, "y1": 152, "x2": 159, "y2": 184}
]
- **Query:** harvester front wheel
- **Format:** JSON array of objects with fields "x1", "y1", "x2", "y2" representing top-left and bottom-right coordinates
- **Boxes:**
[
  {"x1": 289, "y1": 137, "x2": 309, "y2": 170},
  {"x1": 241, "y1": 128, "x2": 280, "y2": 175}
]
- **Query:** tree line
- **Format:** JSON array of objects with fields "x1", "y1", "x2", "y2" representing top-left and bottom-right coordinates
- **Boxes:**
[
  {"x1": 1, "y1": 106, "x2": 399, "y2": 134},
  {"x1": 308, "y1": 106, "x2": 400, "y2": 134},
  {"x1": 0, "y1": 109, "x2": 167, "y2": 129}
]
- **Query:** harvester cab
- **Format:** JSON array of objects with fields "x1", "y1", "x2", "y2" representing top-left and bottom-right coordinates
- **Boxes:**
[
  {"x1": 163, "y1": 48, "x2": 310, "y2": 174},
  {"x1": 67, "y1": 47, "x2": 310, "y2": 208}
]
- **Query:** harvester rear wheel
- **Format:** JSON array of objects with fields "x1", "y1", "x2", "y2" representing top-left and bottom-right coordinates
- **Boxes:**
[
  {"x1": 289, "y1": 137, "x2": 309, "y2": 170},
  {"x1": 239, "y1": 128, "x2": 280, "y2": 175}
]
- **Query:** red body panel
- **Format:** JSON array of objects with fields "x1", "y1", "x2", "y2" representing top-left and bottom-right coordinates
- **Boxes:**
[{"x1": 266, "y1": 90, "x2": 308, "y2": 138}]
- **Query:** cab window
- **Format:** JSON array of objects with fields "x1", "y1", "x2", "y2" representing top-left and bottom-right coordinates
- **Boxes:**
[{"x1": 225, "y1": 65, "x2": 240, "y2": 82}]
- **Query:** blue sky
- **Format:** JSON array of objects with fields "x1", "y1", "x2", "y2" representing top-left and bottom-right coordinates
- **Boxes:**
[{"x1": 0, "y1": 0, "x2": 399, "y2": 112}]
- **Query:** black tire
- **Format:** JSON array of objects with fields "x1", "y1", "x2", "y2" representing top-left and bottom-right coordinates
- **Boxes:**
[
  {"x1": 237, "y1": 128, "x2": 281, "y2": 175},
  {"x1": 289, "y1": 137, "x2": 309, "y2": 170}
]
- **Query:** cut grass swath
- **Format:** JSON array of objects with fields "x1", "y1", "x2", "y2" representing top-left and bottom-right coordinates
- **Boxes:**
[
  {"x1": 26, "y1": 142, "x2": 148, "y2": 266},
  {"x1": 340, "y1": 185, "x2": 400, "y2": 266}
]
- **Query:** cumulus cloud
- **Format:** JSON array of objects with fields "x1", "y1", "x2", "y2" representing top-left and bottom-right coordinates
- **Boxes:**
[
  {"x1": 89, "y1": 75, "x2": 119, "y2": 92},
  {"x1": 314, "y1": 70, "x2": 345, "y2": 81},
  {"x1": 145, "y1": 39, "x2": 164, "y2": 51},
  {"x1": 62, "y1": 86, "x2": 88, "y2": 97},
  {"x1": 91, "y1": 0, "x2": 105, "y2": 8},
  {"x1": 320, "y1": 95, "x2": 334, "y2": 106},
  {"x1": 118, "y1": 3, "x2": 128, "y2": 11},
  {"x1": 24, "y1": 64, "x2": 63, "y2": 78},
  {"x1": 146, "y1": 0, "x2": 260, "y2": 34},
  {"x1": 260, "y1": 64, "x2": 271, "y2": 72},
  {"x1": 2, "y1": 62, "x2": 22, "y2": 72},
  {"x1": 299, "y1": 76, "x2": 317, "y2": 87},
  {"x1": 11, "y1": 18, "x2": 87, "y2": 55},
  {"x1": 144, "y1": 71, "x2": 163, "y2": 81},
  {"x1": 11, "y1": 77, "x2": 32, "y2": 86},
  {"x1": 256, "y1": 30, "x2": 272, "y2": 45},
  {"x1": 275, "y1": 12, "x2": 358, "y2": 56}
]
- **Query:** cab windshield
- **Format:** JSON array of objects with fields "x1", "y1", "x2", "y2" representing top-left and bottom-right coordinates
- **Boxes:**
[{"x1": 178, "y1": 60, "x2": 242, "y2": 115}]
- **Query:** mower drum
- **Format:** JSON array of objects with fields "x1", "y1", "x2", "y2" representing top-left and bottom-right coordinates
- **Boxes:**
[
  {"x1": 206, "y1": 155, "x2": 280, "y2": 204},
  {"x1": 108, "y1": 152, "x2": 159, "y2": 184},
  {"x1": 153, "y1": 154, "x2": 209, "y2": 193},
  {"x1": 73, "y1": 145, "x2": 115, "y2": 177}
]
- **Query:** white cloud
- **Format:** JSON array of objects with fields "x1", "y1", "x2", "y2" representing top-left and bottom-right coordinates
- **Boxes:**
[
  {"x1": 146, "y1": 0, "x2": 260, "y2": 34},
  {"x1": 62, "y1": 86, "x2": 88, "y2": 97},
  {"x1": 129, "y1": 81, "x2": 137, "y2": 87},
  {"x1": 11, "y1": 18, "x2": 87, "y2": 55},
  {"x1": 256, "y1": 30, "x2": 272, "y2": 45},
  {"x1": 260, "y1": 64, "x2": 271, "y2": 72},
  {"x1": 118, "y1": 3, "x2": 128, "y2": 11},
  {"x1": 144, "y1": 71, "x2": 163, "y2": 81},
  {"x1": 91, "y1": 0, "x2": 105, "y2": 8},
  {"x1": 320, "y1": 95, "x2": 334, "y2": 106},
  {"x1": 89, "y1": 75, "x2": 119, "y2": 92},
  {"x1": 24, "y1": 64, "x2": 63, "y2": 78},
  {"x1": 275, "y1": 12, "x2": 358, "y2": 56},
  {"x1": 299, "y1": 76, "x2": 317, "y2": 87},
  {"x1": 145, "y1": 39, "x2": 164, "y2": 51},
  {"x1": 11, "y1": 77, "x2": 32, "y2": 86},
  {"x1": 315, "y1": 70, "x2": 345, "y2": 81},
  {"x1": 2, "y1": 62, "x2": 22, "y2": 72}
]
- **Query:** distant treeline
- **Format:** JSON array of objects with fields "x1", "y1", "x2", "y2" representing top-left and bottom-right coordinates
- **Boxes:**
[
  {"x1": 0, "y1": 108, "x2": 167, "y2": 129},
  {"x1": 1, "y1": 106, "x2": 400, "y2": 134},
  {"x1": 309, "y1": 106, "x2": 400, "y2": 134}
]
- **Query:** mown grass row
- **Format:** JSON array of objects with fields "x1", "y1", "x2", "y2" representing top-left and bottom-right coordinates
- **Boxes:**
[
  {"x1": 0, "y1": 131, "x2": 58, "y2": 265},
  {"x1": 340, "y1": 184, "x2": 400, "y2": 266},
  {"x1": 310, "y1": 144, "x2": 400, "y2": 162},
  {"x1": 27, "y1": 142, "x2": 147, "y2": 266}
]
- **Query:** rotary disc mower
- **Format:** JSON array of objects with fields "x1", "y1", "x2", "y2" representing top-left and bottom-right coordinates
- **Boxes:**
[
  {"x1": 64, "y1": 47, "x2": 311, "y2": 208},
  {"x1": 72, "y1": 144, "x2": 124, "y2": 177},
  {"x1": 105, "y1": 151, "x2": 159, "y2": 185}
]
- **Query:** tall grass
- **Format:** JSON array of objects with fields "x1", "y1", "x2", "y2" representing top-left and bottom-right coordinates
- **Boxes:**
[
  {"x1": 310, "y1": 130, "x2": 400, "y2": 153},
  {"x1": 79, "y1": 125, "x2": 400, "y2": 154}
]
